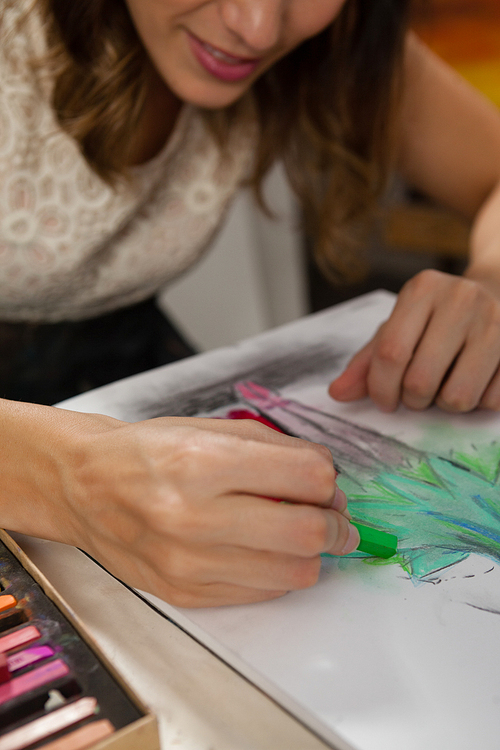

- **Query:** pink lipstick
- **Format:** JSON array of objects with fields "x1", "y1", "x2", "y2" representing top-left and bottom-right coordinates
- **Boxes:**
[{"x1": 187, "y1": 32, "x2": 261, "y2": 83}]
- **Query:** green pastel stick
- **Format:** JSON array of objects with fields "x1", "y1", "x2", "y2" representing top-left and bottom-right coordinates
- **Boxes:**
[{"x1": 352, "y1": 522, "x2": 398, "y2": 559}]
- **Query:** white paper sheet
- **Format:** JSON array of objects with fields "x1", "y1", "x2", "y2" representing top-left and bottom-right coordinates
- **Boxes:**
[{"x1": 60, "y1": 291, "x2": 500, "y2": 750}]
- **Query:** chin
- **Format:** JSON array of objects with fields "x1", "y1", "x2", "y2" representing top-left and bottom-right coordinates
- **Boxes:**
[{"x1": 167, "y1": 75, "x2": 250, "y2": 110}]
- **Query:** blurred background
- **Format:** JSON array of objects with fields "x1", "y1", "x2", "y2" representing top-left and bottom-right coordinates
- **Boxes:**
[{"x1": 161, "y1": 0, "x2": 500, "y2": 352}]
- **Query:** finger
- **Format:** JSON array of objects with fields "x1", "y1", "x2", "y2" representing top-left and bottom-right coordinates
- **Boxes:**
[
  {"x1": 328, "y1": 339, "x2": 374, "y2": 401},
  {"x1": 143, "y1": 423, "x2": 337, "y2": 510},
  {"x1": 157, "y1": 579, "x2": 288, "y2": 609},
  {"x1": 121, "y1": 554, "x2": 289, "y2": 608},
  {"x1": 196, "y1": 432, "x2": 338, "y2": 508},
  {"x1": 89, "y1": 537, "x2": 289, "y2": 608},
  {"x1": 171, "y1": 585, "x2": 288, "y2": 608},
  {"x1": 171, "y1": 545, "x2": 325, "y2": 590},
  {"x1": 400, "y1": 304, "x2": 472, "y2": 410},
  {"x1": 367, "y1": 289, "x2": 434, "y2": 411},
  {"x1": 141, "y1": 523, "x2": 358, "y2": 594},
  {"x1": 132, "y1": 533, "x2": 320, "y2": 591},
  {"x1": 479, "y1": 366, "x2": 500, "y2": 410},
  {"x1": 206, "y1": 497, "x2": 358, "y2": 556},
  {"x1": 332, "y1": 486, "x2": 349, "y2": 516},
  {"x1": 140, "y1": 493, "x2": 356, "y2": 557},
  {"x1": 263, "y1": 484, "x2": 350, "y2": 517},
  {"x1": 436, "y1": 331, "x2": 500, "y2": 412}
]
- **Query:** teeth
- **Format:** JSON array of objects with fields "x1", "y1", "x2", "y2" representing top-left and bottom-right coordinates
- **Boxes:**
[{"x1": 202, "y1": 41, "x2": 246, "y2": 65}]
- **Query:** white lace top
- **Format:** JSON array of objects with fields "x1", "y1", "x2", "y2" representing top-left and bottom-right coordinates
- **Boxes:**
[{"x1": 0, "y1": 1, "x2": 255, "y2": 322}]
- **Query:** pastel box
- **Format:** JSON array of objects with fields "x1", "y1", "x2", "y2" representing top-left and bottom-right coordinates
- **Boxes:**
[{"x1": 0, "y1": 529, "x2": 159, "y2": 750}]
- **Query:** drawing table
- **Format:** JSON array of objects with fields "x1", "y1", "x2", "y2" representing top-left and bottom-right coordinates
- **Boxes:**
[
  {"x1": 8, "y1": 291, "x2": 500, "y2": 750},
  {"x1": 9, "y1": 532, "x2": 330, "y2": 750}
]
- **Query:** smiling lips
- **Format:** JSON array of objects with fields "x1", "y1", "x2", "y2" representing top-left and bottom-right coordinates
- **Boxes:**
[{"x1": 187, "y1": 32, "x2": 261, "y2": 83}]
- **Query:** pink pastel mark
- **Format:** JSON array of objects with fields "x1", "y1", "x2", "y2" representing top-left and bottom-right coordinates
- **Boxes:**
[{"x1": 234, "y1": 382, "x2": 290, "y2": 411}]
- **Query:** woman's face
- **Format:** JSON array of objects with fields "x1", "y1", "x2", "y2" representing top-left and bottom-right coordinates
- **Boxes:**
[{"x1": 124, "y1": 0, "x2": 347, "y2": 108}]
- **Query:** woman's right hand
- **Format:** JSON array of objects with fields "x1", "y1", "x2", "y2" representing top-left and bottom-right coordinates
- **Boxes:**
[{"x1": 4, "y1": 406, "x2": 358, "y2": 608}]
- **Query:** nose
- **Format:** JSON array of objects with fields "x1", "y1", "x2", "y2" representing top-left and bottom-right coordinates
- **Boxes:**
[{"x1": 219, "y1": 0, "x2": 285, "y2": 53}]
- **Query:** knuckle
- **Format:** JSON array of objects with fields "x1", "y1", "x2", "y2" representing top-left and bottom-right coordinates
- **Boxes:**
[
  {"x1": 328, "y1": 516, "x2": 350, "y2": 555},
  {"x1": 150, "y1": 541, "x2": 199, "y2": 591},
  {"x1": 402, "y1": 395, "x2": 430, "y2": 411},
  {"x1": 167, "y1": 432, "x2": 209, "y2": 476},
  {"x1": 147, "y1": 488, "x2": 200, "y2": 538},
  {"x1": 482, "y1": 392, "x2": 500, "y2": 411},
  {"x1": 164, "y1": 587, "x2": 199, "y2": 608},
  {"x1": 138, "y1": 546, "x2": 205, "y2": 605},
  {"x1": 375, "y1": 331, "x2": 411, "y2": 369},
  {"x1": 483, "y1": 302, "x2": 500, "y2": 335},
  {"x1": 290, "y1": 507, "x2": 330, "y2": 555},
  {"x1": 450, "y1": 278, "x2": 480, "y2": 311},
  {"x1": 404, "y1": 268, "x2": 442, "y2": 297},
  {"x1": 438, "y1": 386, "x2": 477, "y2": 413},
  {"x1": 377, "y1": 337, "x2": 409, "y2": 367},
  {"x1": 402, "y1": 369, "x2": 435, "y2": 401},
  {"x1": 160, "y1": 548, "x2": 197, "y2": 585},
  {"x1": 233, "y1": 419, "x2": 273, "y2": 439},
  {"x1": 308, "y1": 452, "x2": 336, "y2": 502},
  {"x1": 490, "y1": 301, "x2": 500, "y2": 327},
  {"x1": 288, "y1": 557, "x2": 321, "y2": 590},
  {"x1": 247, "y1": 419, "x2": 274, "y2": 436},
  {"x1": 312, "y1": 442, "x2": 335, "y2": 464}
]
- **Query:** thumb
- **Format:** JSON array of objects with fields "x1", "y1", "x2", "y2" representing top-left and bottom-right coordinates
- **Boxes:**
[{"x1": 328, "y1": 339, "x2": 375, "y2": 402}]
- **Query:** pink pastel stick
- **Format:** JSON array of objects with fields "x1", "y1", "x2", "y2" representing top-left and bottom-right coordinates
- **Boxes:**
[
  {"x1": 0, "y1": 627, "x2": 40, "y2": 655},
  {"x1": 7, "y1": 645, "x2": 54, "y2": 673},
  {"x1": 0, "y1": 697, "x2": 98, "y2": 750},
  {"x1": 0, "y1": 659, "x2": 69, "y2": 706}
]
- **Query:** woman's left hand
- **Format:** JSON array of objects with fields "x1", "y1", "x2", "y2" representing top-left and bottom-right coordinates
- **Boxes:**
[{"x1": 328, "y1": 269, "x2": 500, "y2": 413}]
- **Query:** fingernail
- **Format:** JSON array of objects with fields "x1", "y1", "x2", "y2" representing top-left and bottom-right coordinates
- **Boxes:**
[
  {"x1": 332, "y1": 486, "x2": 347, "y2": 512},
  {"x1": 341, "y1": 523, "x2": 360, "y2": 555}
]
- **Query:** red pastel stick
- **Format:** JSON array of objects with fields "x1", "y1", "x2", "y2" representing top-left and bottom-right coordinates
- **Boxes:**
[
  {"x1": 0, "y1": 653, "x2": 10, "y2": 684},
  {"x1": 226, "y1": 409, "x2": 285, "y2": 432}
]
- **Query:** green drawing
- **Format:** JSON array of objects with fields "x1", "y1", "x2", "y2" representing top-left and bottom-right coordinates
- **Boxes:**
[{"x1": 235, "y1": 382, "x2": 500, "y2": 581}]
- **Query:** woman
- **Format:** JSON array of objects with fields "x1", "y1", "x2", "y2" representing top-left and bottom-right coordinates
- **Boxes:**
[{"x1": 1, "y1": 0, "x2": 499, "y2": 607}]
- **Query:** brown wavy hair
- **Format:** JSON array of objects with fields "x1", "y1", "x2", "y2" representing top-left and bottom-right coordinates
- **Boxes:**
[{"x1": 35, "y1": 0, "x2": 411, "y2": 281}]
